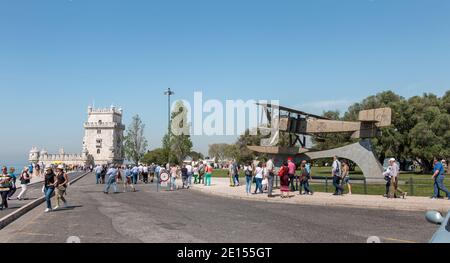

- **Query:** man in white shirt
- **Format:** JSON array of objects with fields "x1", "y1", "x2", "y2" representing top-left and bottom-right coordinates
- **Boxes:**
[
  {"x1": 266, "y1": 158, "x2": 275, "y2": 197},
  {"x1": 186, "y1": 163, "x2": 193, "y2": 188},
  {"x1": 142, "y1": 165, "x2": 149, "y2": 184},
  {"x1": 390, "y1": 158, "x2": 407, "y2": 199},
  {"x1": 332, "y1": 156, "x2": 344, "y2": 196}
]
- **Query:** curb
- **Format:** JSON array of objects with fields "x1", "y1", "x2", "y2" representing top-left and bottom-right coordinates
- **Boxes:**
[
  {"x1": 191, "y1": 187, "x2": 450, "y2": 213},
  {"x1": 0, "y1": 172, "x2": 91, "y2": 231}
]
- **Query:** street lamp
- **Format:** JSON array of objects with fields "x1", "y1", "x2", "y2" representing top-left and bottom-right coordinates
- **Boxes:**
[{"x1": 164, "y1": 88, "x2": 175, "y2": 169}]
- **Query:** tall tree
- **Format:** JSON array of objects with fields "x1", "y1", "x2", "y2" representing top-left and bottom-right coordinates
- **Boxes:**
[
  {"x1": 124, "y1": 115, "x2": 148, "y2": 165},
  {"x1": 163, "y1": 101, "x2": 193, "y2": 164}
]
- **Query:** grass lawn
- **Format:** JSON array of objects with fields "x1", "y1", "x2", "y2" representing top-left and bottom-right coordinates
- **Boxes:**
[{"x1": 210, "y1": 167, "x2": 450, "y2": 197}]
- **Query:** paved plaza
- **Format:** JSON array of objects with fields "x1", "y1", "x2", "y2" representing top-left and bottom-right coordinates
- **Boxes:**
[{"x1": 0, "y1": 173, "x2": 438, "y2": 243}]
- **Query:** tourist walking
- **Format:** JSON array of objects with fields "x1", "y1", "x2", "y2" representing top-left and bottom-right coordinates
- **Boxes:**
[
  {"x1": 44, "y1": 166, "x2": 56, "y2": 213},
  {"x1": 181, "y1": 165, "x2": 189, "y2": 189},
  {"x1": 244, "y1": 162, "x2": 253, "y2": 195},
  {"x1": 7, "y1": 167, "x2": 17, "y2": 200},
  {"x1": 142, "y1": 165, "x2": 149, "y2": 184},
  {"x1": 193, "y1": 165, "x2": 200, "y2": 184},
  {"x1": 287, "y1": 158, "x2": 296, "y2": 191},
  {"x1": 104, "y1": 165, "x2": 119, "y2": 194},
  {"x1": 131, "y1": 166, "x2": 139, "y2": 185},
  {"x1": 205, "y1": 164, "x2": 213, "y2": 187},
  {"x1": 229, "y1": 160, "x2": 240, "y2": 187},
  {"x1": 123, "y1": 166, "x2": 136, "y2": 192},
  {"x1": 169, "y1": 165, "x2": 178, "y2": 191},
  {"x1": 149, "y1": 164, "x2": 156, "y2": 183},
  {"x1": 390, "y1": 158, "x2": 407, "y2": 199},
  {"x1": 266, "y1": 158, "x2": 275, "y2": 197},
  {"x1": 432, "y1": 157, "x2": 450, "y2": 200},
  {"x1": 198, "y1": 161, "x2": 205, "y2": 185},
  {"x1": 54, "y1": 165, "x2": 69, "y2": 209},
  {"x1": 341, "y1": 160, "x2": 352, "y2": 195},
  {"x1": 0, "y1": 166, "x2": 11, "y2": 210},
  {"x1": 100, "y1": 165, "x2": 107, "y2": 184},
  {"x1": 383, "y1": 165, "x2": 393, "y2": 198},
  {"x1": 253, "y1": 163, "x2": 264, "y2": 194},
  {"x1": 17, "y1": 167, "x2": 31, "y2": 200},
  {"x1": 186, "y1": 162, "x2": 193, "y2": 188},
  {"x1": 95, "y1": 164, "x2": 103, "y2": 184},
  {"x1": 332, "y1": 156, "x2": 344, "y2": 196},
  {"x1": 278, "y1": 162, "x2": 290, "y2": 199},
  {"x1": 300, "y1": 161, "x2": 313, "y2": 195}
]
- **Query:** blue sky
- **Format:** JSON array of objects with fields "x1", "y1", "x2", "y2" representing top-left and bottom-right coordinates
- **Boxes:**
[{"x1": 1, "y1": 0, "x2": 450, "y2": 164}]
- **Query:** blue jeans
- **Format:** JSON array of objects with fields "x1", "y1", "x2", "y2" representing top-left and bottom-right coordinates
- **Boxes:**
[
  {"x1": 234, "y1": 174, "x2": 240, "y2": 186},
  {"x1": 301, "y1": 180, "x2": 313, "y2": 194},
  {"x1": 245, "y1": 175, "x2": 252, "y2": 194},
  {"x1": 96, "y1": 173, "x2": 101, "y2": 184},
  {"x1": 45, "y1": 187, "x2": 55, "y2": 209},
  {"x1": 132, "y1": 173, "x2": 138, "y2": 184},
  {"x1": 187, "y1": 173, "x2": 193, "y2": 187},
  {"x1": 434, "y1": 175, "x2": 450, "y2": 198},
  {"x1": 333, "y1": 176, "x2": 343, "y2": 194},
  {"x1": 255, "y1": 178, "x2": 263, "y2": 193},
  {"x1": 104, "y1": 177, "x2": 117, "y2": 193}
]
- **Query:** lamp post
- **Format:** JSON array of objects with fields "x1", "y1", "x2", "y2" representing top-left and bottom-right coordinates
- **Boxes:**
[{"x1": 164, "y1": 88, "x2": 175, "y2": 169}]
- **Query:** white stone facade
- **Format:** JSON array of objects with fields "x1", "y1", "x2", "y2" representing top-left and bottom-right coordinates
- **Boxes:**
[
  {"x1": 29, "y1": 106, "x2": 125, "y2": 166},
  {"x1": 83, "y1": 106, "x2": 125, "y2": 165}
]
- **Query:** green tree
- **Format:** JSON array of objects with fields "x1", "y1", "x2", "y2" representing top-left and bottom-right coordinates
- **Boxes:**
[
  {"x1": 141, "y1": 148, "x2": 168, "y2": 165},
  {"x1": 163, "y1": 101, "x2": 193, "y2": 165},
  {"x1": 314, "y1": 90, "x2": 450, "y2": 172},
  {"x1": 124, "y1": 115, "x2": 148, "y2": 165}
]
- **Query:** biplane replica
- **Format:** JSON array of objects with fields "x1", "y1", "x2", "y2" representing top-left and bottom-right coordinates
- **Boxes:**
[{"x1": 248, "y1": 103, "x2": 393, "y2": 179}]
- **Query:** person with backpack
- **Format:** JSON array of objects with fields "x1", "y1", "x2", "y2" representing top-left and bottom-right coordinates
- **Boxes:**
[
  {"x1": 149, "y1": 164, "x2": 156, "y2": 183},
  {"x1": 300, "y1": 161, "x2": 313, "y2": 195},
  {"x1": 244, "y1": 162, "x2": 253, "y2": 195},
  {"x1": 231, "y1": 160, "x2": 240, "y2": 187},
  {"x1": 7, "y1": 167, "x2": 17, "y2": 200},
  {"x1": 198, "y1": 162, "x2": 205, "y2": 185},
  {"x1": 181, "y1": 165, "x2": 189, "y2": 189},
  {"x1": 0, "y1": 166, "x2": 11, "y2": 210},
  {"x1": 54, "y1": 165, "x2": 69, "y2": 209},
  {"x1": 17, "y1": 167, "x2": 31, "y2": 200},
  {"x1": 205, "y1": 164, "x2": 213, "y2": 187},
  {"x1": 104, "y1": 165, "x2": 120, "y2": 194},
  {"x1": 332, "y1": 156, "x2": 344, "y2": 196}
]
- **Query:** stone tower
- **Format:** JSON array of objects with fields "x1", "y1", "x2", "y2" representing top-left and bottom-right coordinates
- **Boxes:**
[{"x1": 83, "y1": 106, "x2": 125, "y2": 165}]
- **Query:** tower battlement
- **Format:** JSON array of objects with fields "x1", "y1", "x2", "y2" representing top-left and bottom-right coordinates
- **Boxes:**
[{"x1": 88, "y1": 106, "x2": 123, "y2": 115}]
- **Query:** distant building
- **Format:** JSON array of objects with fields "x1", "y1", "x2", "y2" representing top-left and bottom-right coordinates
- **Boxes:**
[{"x1": 29, "y1": 105, "x2": 125, "y2": 166}]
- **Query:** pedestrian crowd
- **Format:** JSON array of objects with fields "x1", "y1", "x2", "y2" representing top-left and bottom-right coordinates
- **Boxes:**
[
  {"x1": 94, "y1": 161, "x2": 216, "y2": 194},
  {"x1": 222, "y1": 155, "x2": 450, "y2": 201},
  {"x1": 0, "y1": 164, "x2": 71, "y2": 213}
]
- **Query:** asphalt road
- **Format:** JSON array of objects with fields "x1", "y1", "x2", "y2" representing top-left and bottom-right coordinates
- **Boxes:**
[
  {"x1": 0, "y1": 172, "x2": 438, "y2": 243},
  {"x1": 0, "y1": 172, "x2": 86, "y2": 218}
]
